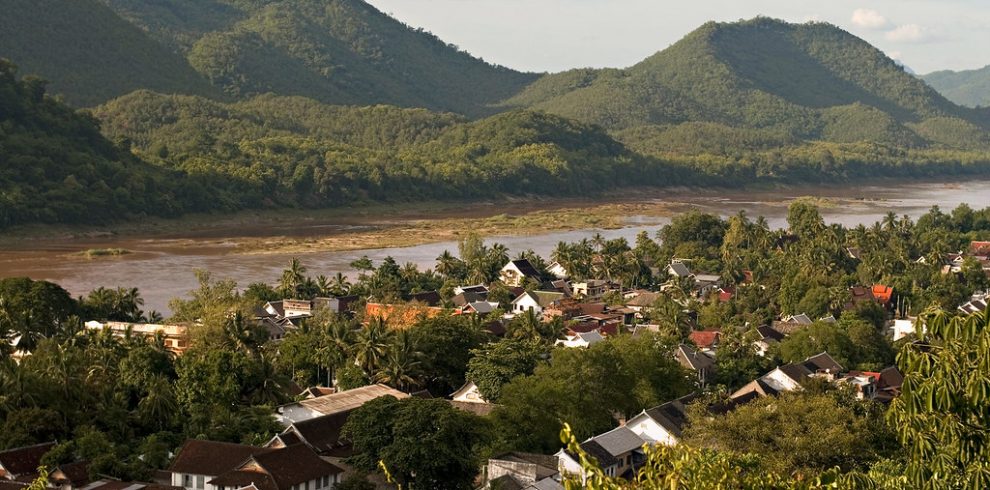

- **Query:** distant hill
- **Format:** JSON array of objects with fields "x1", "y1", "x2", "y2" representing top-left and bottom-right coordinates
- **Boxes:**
[
  {"x1": 2, "y1": 0, "x2": 537, "y2": 115},
  {"x1": 0, "y1": 0, "x2": 221, "y2": 107},
  {"x1": 923, "y1": 66, "x2": 990, "y2": 108},
  {"x1": 502, "y1": 18, "x2": 990, "y2": 153},
  {"x1": 0, "y1": 62, "x2": 223, "y2": 227}
]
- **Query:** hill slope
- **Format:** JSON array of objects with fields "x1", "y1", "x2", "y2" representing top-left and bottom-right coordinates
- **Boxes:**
[
  {"x1": 0, "y1": 0, "x2": 221, "y2": 107},
  {"x1": 503, "y1": 18, "x2": 989, "y2": 152},
  {"x1": 0, "y1": 62, "x2": 225, "y2": 227},
  {"x1": 923, "y1": 66, "x2": 990, "y2": 108}
]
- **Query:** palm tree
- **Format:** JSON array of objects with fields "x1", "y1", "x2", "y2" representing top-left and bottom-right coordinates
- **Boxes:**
[
  {"x1": 354, "y1": 317, "x2": 393, "y2": 373},
  {"x1": 373, "y1": 331, "x2": 421, "y2": 391},
  {"x1": 138, "y1": 375, "x2": 178, "y2": 430},
  {"x1": 435, "y1": 250, "x2": 462, "y2": 279},
  {"x1": 317, "y1": 321, "x2": 353, "y2": 386},
  {"x1": 316, "y1": 275, "x2": 332, "y2": 297},
  {"x1": 249, "y1": 353, "x2": 291, "y2": 406},
  {"x1": 330, "y1": 273, "x2": 352, "y2": 296},
  {"x1": 144, "y1": 310, "x2": 165, "y2": 323},
  {"x1": 279, "y1": 258, "x2": 307, "y2": 297}
]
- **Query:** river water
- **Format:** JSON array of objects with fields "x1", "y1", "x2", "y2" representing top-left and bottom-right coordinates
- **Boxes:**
[{"x1": 1, "y1": 180, "x2": 988, "y2": 314}]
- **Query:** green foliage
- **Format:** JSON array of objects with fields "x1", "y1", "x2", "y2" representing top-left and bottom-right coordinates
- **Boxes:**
[
  {"x1": 923, "y1": 66, "x2": 990, "y2": 108},
  {"x1": 492, "y1": 333, "x2": 691, "y2": 452},
  {"x1": 889, "y1": 307, "x2": 990, "y2": 488},
  {"x1": 466, "y1": 338, "x2": 549, "y2": 402},
  {"x1": 406, "y1": 315, "x2": 485, "y2": 396},
  {"x1": 684, "y1": 391, "x2": 897, "y2": 476},
  {"x1": 342, "y1": 396, "x2": 488, "y2": 490},
  {"x1": 0, "y1": 0, "x2": 220, "y2": 107}
]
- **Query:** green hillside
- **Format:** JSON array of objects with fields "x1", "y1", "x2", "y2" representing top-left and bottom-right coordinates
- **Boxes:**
[
  {"x1": 98, "y1": 0, "x2": 538, "y2": 116},
  {"x1": 0, "y1": 0, "x2": 221, "y2": 107},
  {"x1": 503, "y1": 18, "x2": 989, "y2": 153},
  {"x1": 923, "y1": 66, "x2": 990, "y2": 108},
  {"x1": 0, "y1": 62, "x2": 224, "y2": 227}
]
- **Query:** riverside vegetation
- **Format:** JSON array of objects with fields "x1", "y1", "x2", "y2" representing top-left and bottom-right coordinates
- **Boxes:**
[{"x1": 1, "y1": 202, "x2": 990, "y2": 487}]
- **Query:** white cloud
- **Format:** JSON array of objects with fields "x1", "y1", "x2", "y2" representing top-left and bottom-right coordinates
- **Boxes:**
[
  {"x1": 851, "y1": 8, "x2": 889, "y2": 29},
  {"x1": 885, "y1": 24, "x2": 927, "y2": 42}
]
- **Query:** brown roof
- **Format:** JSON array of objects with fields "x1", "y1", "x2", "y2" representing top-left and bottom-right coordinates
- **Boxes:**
[
  {"x1": 0, "y1": 482, "x2": 27, "y2": 490},
  {"x1": 168, "y1": 440, "x2": 273, "y2": 476},
  {"x1": 52, "y1": 460, "x2": 90, "y2": 486},
  {"x1": 295, "y1": 384, "x2": 409, "y2": 417},
  {"x1": 286, "y1": 412, "x2": 352, "y2": 457},
  {"x1": 211, "y1": 445, "x2": 343, "y2": 490},
  {"x1": 0, "y1": 442, "x2": 56, "y2": 476}
]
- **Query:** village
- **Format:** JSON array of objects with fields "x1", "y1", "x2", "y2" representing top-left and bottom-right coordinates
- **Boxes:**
[{"x1": 3, "y1": 208, "x2": 990, "y2": 489}]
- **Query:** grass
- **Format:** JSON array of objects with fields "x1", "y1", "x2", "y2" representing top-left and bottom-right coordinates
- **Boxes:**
[{"x1": 77, "y1": 248, "x2": 131, "y2": 259}]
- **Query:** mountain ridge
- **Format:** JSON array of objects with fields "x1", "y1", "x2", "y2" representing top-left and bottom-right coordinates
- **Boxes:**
[{"x1": 922, "y1": 65, "x2": 990, "y2": 109}]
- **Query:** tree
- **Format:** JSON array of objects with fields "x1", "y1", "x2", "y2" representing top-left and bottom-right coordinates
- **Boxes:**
[
  {"x1": 888, "y1": 307, "x2": 990, "y2": 488},
  {"x1": 407, "y1": 316, "x2": 484, "y2": 395},
  {"x1": 353, "y1": 317, "x2": 394, "y2": 374},
  {"x1": 684, "y1": 391, "x2": 896, "y2": 477},
  {"x1": 279, "y1": 258, "x2": 307, "y2": 297},
  {"x1": 343, "y1": 396, "x2": 487, "y2": 490},
  {"x1": 466, "y1": 338, "x2": 547, "y2": 402}
]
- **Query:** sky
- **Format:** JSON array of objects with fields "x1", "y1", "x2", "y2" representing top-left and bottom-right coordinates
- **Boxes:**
[{"x1": 363, "y1": 0, "x2": 990, "y2": 75}]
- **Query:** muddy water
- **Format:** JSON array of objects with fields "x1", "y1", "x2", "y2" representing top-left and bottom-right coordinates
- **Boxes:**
[{"x1": 1, "y1": 180, "x2": 988, "y2": 314}]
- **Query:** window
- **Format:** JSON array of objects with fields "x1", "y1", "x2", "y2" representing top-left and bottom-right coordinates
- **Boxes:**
[
  {"x1": 182, "y1": 475, "x2": 192, "y2": 488},
  {"x1": 305, "y1": 481, "x2": 310, "y2": 490},
  {"x1": 196, "y1": 475, "x2": 205, "y2": 489}
]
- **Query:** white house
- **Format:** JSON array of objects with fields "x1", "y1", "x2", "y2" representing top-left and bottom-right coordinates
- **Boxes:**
[
  {"x1": 451, "y1": 381, "x2": 489, "y2": 404},
  {"x1": 571, "y1": 280, "x2": 608, "y2": 300},
  {"x1": 555, "y1": 331, "x2": 604, "y2": 348},
  {"x1": 500, "y1": 259, "x2": 542, "y2": 287},
  {"x1": 510, "y1": 291, "x2": 565, "y2": 316},
  {"x1": 556, "y1": 427, "x2": 646, "y2": 483},
  {"x1": 625, "y1": 395, "x2": 695, "y2": 447},
  {"x1": 547, "y1": 261, "x2": 569, "y2": 279}
]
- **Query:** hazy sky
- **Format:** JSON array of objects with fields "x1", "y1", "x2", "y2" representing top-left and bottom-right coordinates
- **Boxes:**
[{"x1": 364, "y1": 0, "x2": 990, "y2": 75}]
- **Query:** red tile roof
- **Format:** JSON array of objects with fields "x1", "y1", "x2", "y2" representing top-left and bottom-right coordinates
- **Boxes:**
[
  {"x1": 689, "y1": 330, "x2": 720, "y2": 349},
  {"x1": 872, "y1": 284, "x2": 893, "y2": 304}
]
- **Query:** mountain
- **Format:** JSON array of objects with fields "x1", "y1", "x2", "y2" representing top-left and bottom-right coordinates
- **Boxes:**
[
  {"x1": 0, "y1": 62, "x2": 223, "y2": 228},
  {"x1": 1, "y1": 0, "x2": 537, "y2": 115},
  {"x1": 923, "y1": 66, "x2": 990, "y2": 108},
  {"x1": 0, "y1": 0, "x2": 222, "y2": 107},
  {"x1": 502, "y1": 18, "x2": 990, "y2": 153}
]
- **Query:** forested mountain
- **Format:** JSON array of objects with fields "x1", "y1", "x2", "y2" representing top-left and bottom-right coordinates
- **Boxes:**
[
  {"x1": 0, "y1": 0, "x2": 536, "y2": 115},
  {"x1": 923, "y1": 65, "x2": 990, "y2": 108},
  {"x1": 0, "y1": 0, "x2": 222, "y2": 107},
  {"x1": 503, "y1": 18, "x2": 990, "y2": 154},
  {"x1": 0, "y1": 62, "x2": 221, "y2": 227}
]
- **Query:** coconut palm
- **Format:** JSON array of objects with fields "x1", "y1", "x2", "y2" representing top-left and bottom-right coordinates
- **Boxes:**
[
  {"x1": 435, "y1": 250, "x2": 463, "y2": 279},
  {"x1": 373, "y1": 331, "x2": 421, "y2": 391},
  {"x1": 330, "y1": 272, "x2": 352, "y2": 296},
  {"x1": 279, "y1": 258, "x2": 307, "y2": 297},
  {"x1": 316, "y1": 275, "x2": 332, "y2": 297},
  {"x1": 354, "y1": 317, "x2": 394, "y2": 373}
]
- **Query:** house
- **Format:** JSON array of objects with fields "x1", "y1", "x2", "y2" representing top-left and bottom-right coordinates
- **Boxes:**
[
  {"x1": 570, "y1": 280, "x2": 608, "y2": 300},
  {"x1": 624, "y1": 292, "x2": 660, "y2": 312},
  {"x1": 557, "y1": 426, "x2": 646, "y2": 482},
  {"x1": 693, "y1": 274, "x2": 722, "y2": 296},
  {"x1": 771, "y1": 313, "x2": 814, "y2": 335},
  {"x1": 453, "y1": 284, "x2": 490, "y2": 296},
  {"x1": 208, "y1": 444, "x2": 343, "y2": 490},
  {"x1": 753, "y1": 325, "x2": 785, "y2": 357},
  {"x1": 84, "y1": 321, "x2": 189, "y2": 355},
  {"x1": 451, "y1": 291, "x2": 486, "y2": 307},
  {"x1": 0, "y1": 442, "x2": 56, "y2": 481},
  {"x1": 675, "y1": 344, "x2": 715, "y2": 386},
  {"x1": 839, "y1": 372, "x2": 880, "y2": 400},
  {"x1": 276, "y1": 384, "x2": 410, "y2": 425},
  {"x1": 971, "y1": 241, "x2": 990, "y2": 257},
  {"x1": 626, "y1": 394, "x2": 697, "y2": 446},
  {"x1": 169, "y1": 440, "x2": 273, "y2": 490},
  {"x1": 451, "y1": 381, "x2": 489, "y2": 404},
  {"x1": 687, "y1": 330, "x2": 720, "y2": 353},
  {"x1": 50, "y1": 461, "x2": 91, "y2": 490},
  {"x1": 729, "y1": 352, "x2": 845, "y2": 403},
  {"x1": 555, "y1": 331, "x2": 604, "y2": 348},
  {"x1": 666, "y1": 261, "x2": 692, "y2": 279},
  {"x1": 892, "y1": 318, "x2": 918, "y2": 341},
  {"x1": 264, "y1": 299, "x2": 313, "y2": 319},
  {"x1": 484, "y1": 452, "x2": 561, "y2": 490},
  {"x1": 510, "y1": 291, "x2": 565, "y2": 317},
  {"x1": 501, "y1": 260, "x2": 543, "y2": 287},
  {"x1": 312, "y1": 295, "x2": 361, "y2": 316},
  {"x1": 266, "y1": 412, "x2": 352, "y2": 457},
  {"x1": 455, "y1": 301, "x2": 500, "y2": 316},
  {"x1": 547, "y1": 261, "x2": 569, "y2": 279}
]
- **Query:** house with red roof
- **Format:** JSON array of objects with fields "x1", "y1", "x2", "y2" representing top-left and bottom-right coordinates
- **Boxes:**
[{"x1": 688, "y1": 330, "x2": 720, "y2": 353}]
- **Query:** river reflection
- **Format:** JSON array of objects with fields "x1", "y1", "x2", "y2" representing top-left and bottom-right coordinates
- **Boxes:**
[{"x1": 2, "y1": 180, "x2": 988, "y2": 314}]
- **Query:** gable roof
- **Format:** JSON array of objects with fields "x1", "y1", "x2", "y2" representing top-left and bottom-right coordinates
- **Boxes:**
[
  {"x1": 505, "y1": 259, "x2": 542, "y2": 278},
  {"x1": 676, "y1": 344, "x2": 715, "y2": 371},
  {"x1": 51, "y1": 461, "x2": 90, "y2": 487},
  {"x1": 0, "y1": 442, "x2": 57, "y2": 477},
  {"x1": 573, "y1": 440, "x2": 618, "y2": 468},
  {"x1": 641, "y1": 395, "x2": 696, "y2": 440},
  {"x1": 777, "y1": 363, "x2": 814, "y2": 384},
  {"x1": 756, "y1": 325, "x2": 785, "y2": 342},
  {"x1": 512, "y1": 291, "x2": 565, "y2": 307},
  {"x1": 729, "y1": 378, "x2": 780, "y2": 404},
  {"x1": 285, "y1": 412, "x2": 351, "y2": 456},
  {"x1": 871, "y1": 284, "x2": 893, "y2": 304},
  {"x1": 802, "y1": 352, "x2": 844, "y2": 374},
  {"x1": 591, "y1": 427, "x2": 645, "y2": 457},
  {"x1": 294, "y1": 384, "x2": 409, "y2": 417},
  {"x1": 209, "y1": 446, "x2": 342, "y2": 490},
  {"x1": 667, "y1": 262, "x2": 692, "y2": 277},
  {"x1": 625, "y1": 292, "x2": 660, "y2": 307},
  {"x1": 451, "y1": 291, "x2": 486, "y2": 306},
  {"x1": 168, "y1": 440, "x2": 273, "y2": 476},
  {"x1": 407, "y1": 290, "x2": 442, "y2": 307}
]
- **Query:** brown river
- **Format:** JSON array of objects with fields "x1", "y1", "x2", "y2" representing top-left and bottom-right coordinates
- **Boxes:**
[{"x1": 2, "y1": 180, "x2": 988, "y2": 314}]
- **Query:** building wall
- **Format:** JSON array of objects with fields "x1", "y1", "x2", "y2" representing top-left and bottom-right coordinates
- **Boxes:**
[
  {"x1": 626, "y1": 415, "x2": 677, "y2": 446},
  {"x1": 487, "y1": 460, "x2": 538, "y2": 486}
]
